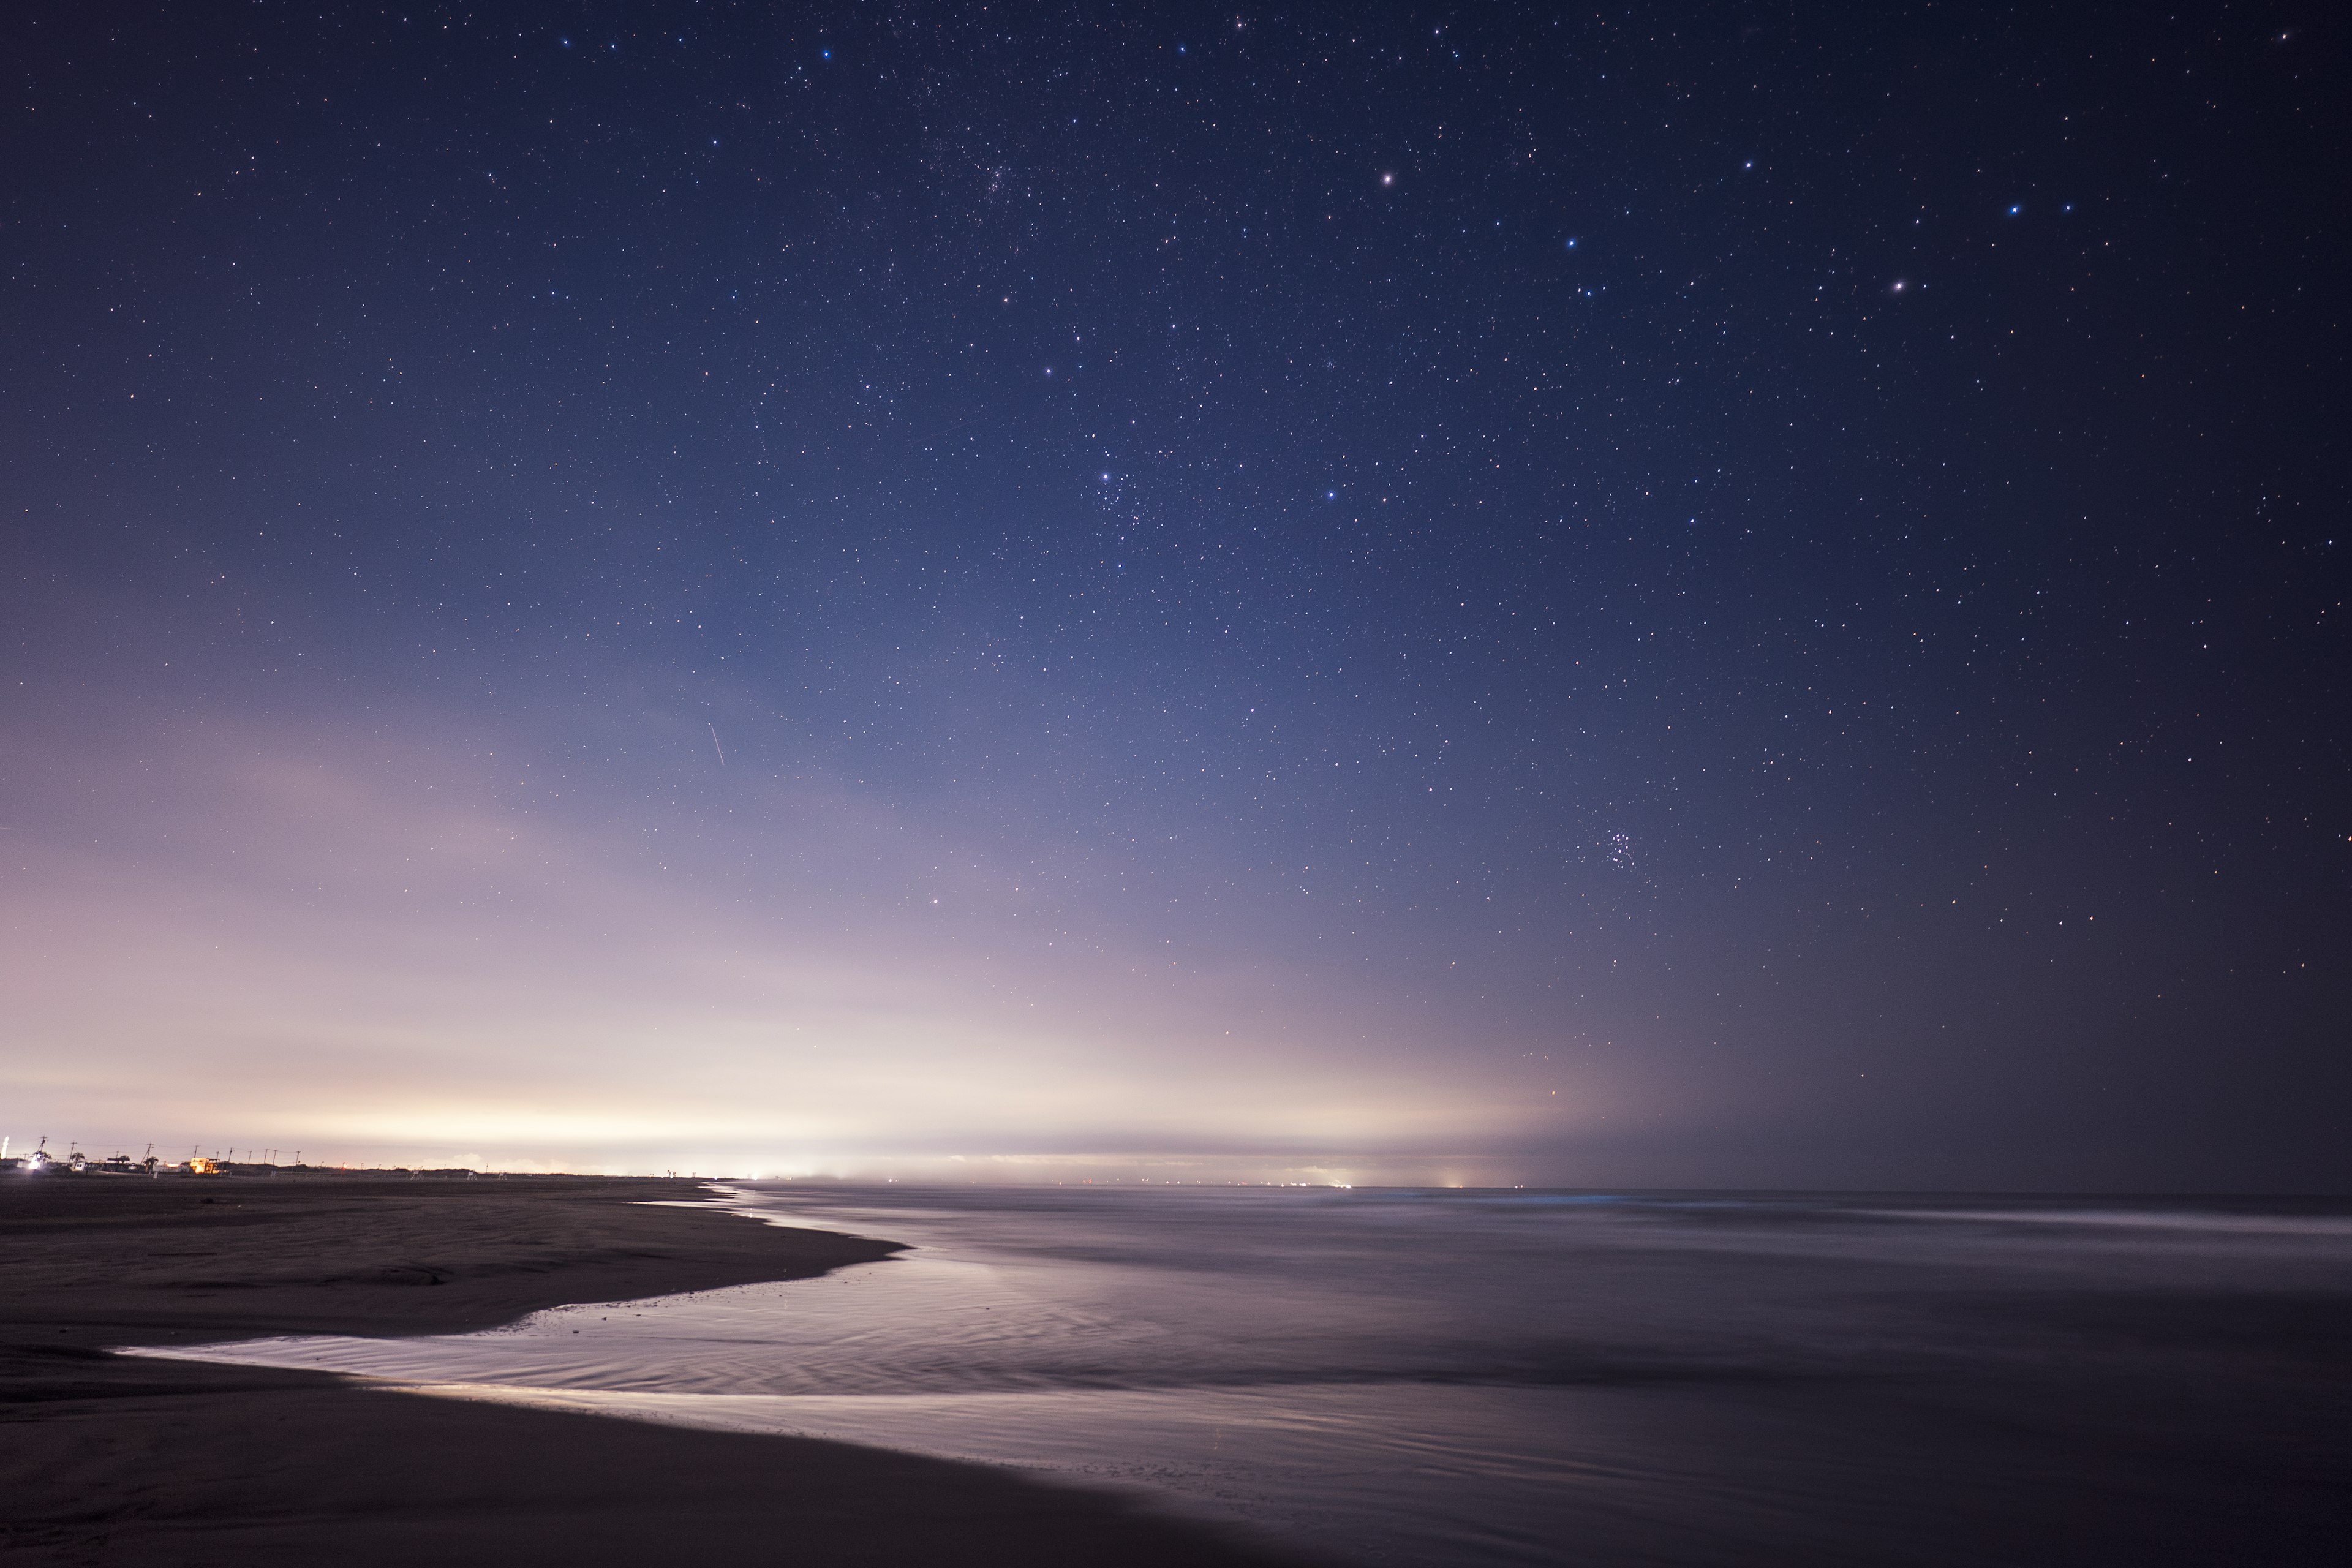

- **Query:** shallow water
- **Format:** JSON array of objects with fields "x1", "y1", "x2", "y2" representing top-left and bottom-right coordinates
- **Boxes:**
[{"x1": 143, "y1": 1187, "x2": 2352, "y2": 1564}]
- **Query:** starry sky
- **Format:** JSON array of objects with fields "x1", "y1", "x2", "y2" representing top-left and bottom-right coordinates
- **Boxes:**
[{"x1": 4, "y1": 2, "x2": 2344, "y2": 1186}]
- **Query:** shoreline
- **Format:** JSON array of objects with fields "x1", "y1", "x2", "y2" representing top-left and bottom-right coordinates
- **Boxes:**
[{"x1": 0, "y1": 1175, "x2": 1310, "y2": 1566}]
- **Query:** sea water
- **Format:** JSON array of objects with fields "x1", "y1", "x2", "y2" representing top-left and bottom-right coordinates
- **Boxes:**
[{"x1": 143, "y1": 1187, "x2": 2352, "y2": 1564}]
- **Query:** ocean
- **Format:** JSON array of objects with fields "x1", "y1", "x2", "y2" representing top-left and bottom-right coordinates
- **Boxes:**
[{"x1": 147, "y1": 1186, "x2": 2351, "y2": 1564}]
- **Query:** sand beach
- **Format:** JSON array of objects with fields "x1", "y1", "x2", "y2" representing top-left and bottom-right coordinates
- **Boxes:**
[{"x1": 0, "y1": 1174, "x2": 1305, "y2": 1567}]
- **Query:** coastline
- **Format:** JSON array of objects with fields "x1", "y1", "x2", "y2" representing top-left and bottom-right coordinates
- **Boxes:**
[{"x1": 0, "y1": 1175, "x2": 1308, "y2": 1566}]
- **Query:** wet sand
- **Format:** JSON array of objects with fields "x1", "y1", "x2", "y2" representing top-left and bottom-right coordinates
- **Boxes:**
[{"x1": 0, "y1": 1175, "x2": 1310, "y2": 1566}]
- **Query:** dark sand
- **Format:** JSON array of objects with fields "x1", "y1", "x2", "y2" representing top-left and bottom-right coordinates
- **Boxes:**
[{"x1": 0, "y1": 1175, "x2": 1310, "y2": 1567}]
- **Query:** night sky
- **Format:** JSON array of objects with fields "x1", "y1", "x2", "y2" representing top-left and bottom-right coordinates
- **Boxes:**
[{"x1": 5, "y1": 2, "x2": 2344, "y2": 1186}]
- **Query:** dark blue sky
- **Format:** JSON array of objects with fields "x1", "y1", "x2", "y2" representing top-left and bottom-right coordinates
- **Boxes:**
[{"x1": 5, "y1": 1, "x2": 2344, "y2": 1185}]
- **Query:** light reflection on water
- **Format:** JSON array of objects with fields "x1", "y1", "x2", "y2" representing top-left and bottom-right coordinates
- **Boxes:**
[{"x1": 137, "y1": 1188, "x2": 2352, "y2": 1566}]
